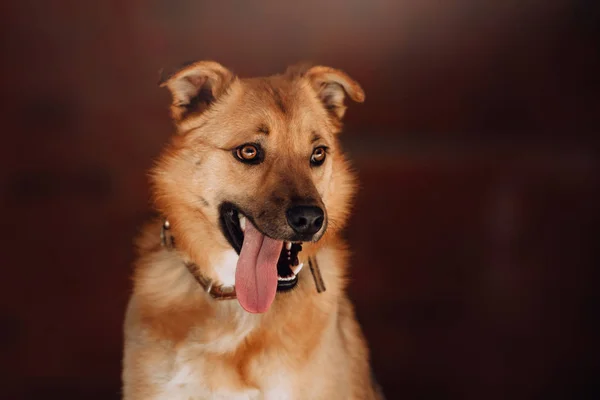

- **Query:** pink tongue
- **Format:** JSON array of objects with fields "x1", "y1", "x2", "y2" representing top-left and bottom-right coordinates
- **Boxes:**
[{"x1": 235, "y1": 220, "x2": 282, "y2": 313}]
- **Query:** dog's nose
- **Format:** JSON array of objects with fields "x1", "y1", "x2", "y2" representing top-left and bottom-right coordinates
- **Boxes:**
[{"x1": 286, "y1": 206, "x2": 325, "y2": 235}]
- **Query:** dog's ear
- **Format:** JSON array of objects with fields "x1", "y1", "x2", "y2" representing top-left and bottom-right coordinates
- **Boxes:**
[
  {"x1": 159, "y1": 61, "x2": 234, "y2": 122},
  {"x1": 304, "y1": 66, "x2": 365, "y2": 119}
]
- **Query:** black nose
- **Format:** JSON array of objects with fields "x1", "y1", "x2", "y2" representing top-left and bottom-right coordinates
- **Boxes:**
[{"x1": 286, "y1": 206, "x2": 325, "y2": 235}]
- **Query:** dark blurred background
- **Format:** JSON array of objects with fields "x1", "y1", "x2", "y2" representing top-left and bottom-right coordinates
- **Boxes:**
[{"x1": 1, "y1": 1, "x2": 598, "y2": 399}]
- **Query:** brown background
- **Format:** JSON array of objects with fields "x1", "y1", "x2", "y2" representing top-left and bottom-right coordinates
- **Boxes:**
[{"x1": 1, "y1": 1, "x2": 598, "y2": 399}]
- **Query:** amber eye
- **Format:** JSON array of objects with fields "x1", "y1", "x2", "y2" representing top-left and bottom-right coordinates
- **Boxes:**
[
  {"x1": 234, "y1": 144, "x2": 263, "y2": 164},
  {"x1": 310, "y1": 147, "x2": 327, "y2": 166},
  {"x1": 238, "y1": 145, "x2": 257, "y2": 160}
]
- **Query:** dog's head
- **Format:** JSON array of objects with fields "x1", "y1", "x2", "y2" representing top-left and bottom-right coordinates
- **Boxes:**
[{"x1": 152, "y1": 61, "x2": 363, "y2": 313}]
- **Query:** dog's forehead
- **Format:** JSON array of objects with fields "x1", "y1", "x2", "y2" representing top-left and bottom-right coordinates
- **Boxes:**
[
  {"x1": 199, "y1": 74, "x2": 334, "y2": 149},
  {"x1": 236, "y1": 76, "x2": 328, "y2": 134}
]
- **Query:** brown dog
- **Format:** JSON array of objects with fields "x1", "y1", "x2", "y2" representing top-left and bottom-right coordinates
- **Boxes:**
[{"x1": 122, "y1": 61, "x2": 384, "y2": 399}]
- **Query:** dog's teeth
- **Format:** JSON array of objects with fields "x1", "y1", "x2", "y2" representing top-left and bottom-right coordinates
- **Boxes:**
[
  {"x1": 239, "y1": 216, "x2": 246, "y2": 231},
  {"x1": 285, "y1": 241, "x2": 292, "y2": 250},
  {"x1": 291, "y1": 262, "x2": 303, "y2": 275},
  {"x1": 277, "y1": 275, "x2": 296, "y2": 282}
]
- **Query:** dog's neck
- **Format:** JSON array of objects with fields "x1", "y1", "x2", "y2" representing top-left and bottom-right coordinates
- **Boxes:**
[
  {"x1": 160, "y1": 218, "x2": 327, "y2": 303},
  {"x1": 134, "y1": 217, "x2": 340, "y2": 354},
  {"x1": 161, "y1": 219, "x2": 238, "y2": 301}
]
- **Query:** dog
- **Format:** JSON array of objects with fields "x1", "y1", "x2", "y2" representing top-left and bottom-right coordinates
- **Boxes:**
[{"x1": 122, "y1": 60, "x2": 384, "y2": 399}]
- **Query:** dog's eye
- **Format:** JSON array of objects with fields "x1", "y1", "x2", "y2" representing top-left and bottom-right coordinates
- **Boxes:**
[
  {"x1": 234, "y1": 144, "x2": 263, "y2": 164},
  {"x1": 310, "y1": 147, "x2": 327, "y2": 166},
  {"x1": 238, "y1": 145, "x2": 257, "y2": 160}
]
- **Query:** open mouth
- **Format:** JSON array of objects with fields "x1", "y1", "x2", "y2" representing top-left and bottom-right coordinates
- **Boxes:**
[{"x1": 219, "y1": 203, "x2": 303, "y2": 292}]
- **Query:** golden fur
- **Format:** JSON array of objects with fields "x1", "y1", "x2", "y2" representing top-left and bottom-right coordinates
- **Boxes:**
[{"x1": 122, "y1": 61, "x2": 383, "y2": 399}]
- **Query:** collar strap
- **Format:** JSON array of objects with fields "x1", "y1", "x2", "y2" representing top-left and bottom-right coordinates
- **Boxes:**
[
  {"x1": 161, "y1": 219, "x2": 237, "y2": 300},
  {"x1": 308, "y1": 257, "x2": 326, "y2": 293},
  {"x1": 160, "y1": 218, "x2": 326, "y2": 300}
]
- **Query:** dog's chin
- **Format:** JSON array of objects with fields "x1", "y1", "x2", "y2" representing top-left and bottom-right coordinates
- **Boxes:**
[{"x1": 219, "y1": 202, "x2": 316, "y2": 292}]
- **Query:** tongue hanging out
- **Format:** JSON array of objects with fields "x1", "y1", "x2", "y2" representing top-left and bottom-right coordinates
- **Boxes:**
[{"x1": 235, "y1": 220, "x2": 283, "y2": 313}]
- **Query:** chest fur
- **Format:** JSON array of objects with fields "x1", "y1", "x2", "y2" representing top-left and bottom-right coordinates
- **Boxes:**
[{"x1": 154, "y1": 351, "x2": 294, "y2": 400}]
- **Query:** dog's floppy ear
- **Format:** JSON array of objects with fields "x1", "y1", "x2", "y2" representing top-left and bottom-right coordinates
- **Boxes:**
[
  {"x1": 304, "y1": 66, "x2": 365, "y2": 119},
  {"x1": 159, "y1": 61, "x2": 234, "y2": 122}
]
